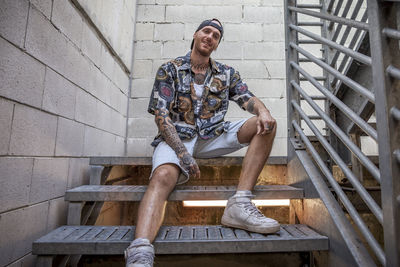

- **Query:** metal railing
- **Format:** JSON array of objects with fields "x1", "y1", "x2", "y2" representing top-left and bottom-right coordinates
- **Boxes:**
[{"x1": 284, "y1": 0, "x2": 400, "y2": 266}]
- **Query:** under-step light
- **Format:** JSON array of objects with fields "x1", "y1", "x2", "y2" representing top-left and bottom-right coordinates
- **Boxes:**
[{"x1": 183, "y1": 199, "x2": 290, "y2": 207}]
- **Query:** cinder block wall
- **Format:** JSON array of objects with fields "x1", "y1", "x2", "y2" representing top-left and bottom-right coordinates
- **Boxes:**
[
  {"x1": 0, "y1": 0, "x2": 136, "y2": 265},
  {"x1": 127, "y1": 0, "x2": 288, "y2": 157}
]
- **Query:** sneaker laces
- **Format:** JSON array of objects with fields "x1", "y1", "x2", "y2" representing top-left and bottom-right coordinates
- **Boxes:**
[{"x1": 240, "y1": 201, "x2": 265, "y2": 219}]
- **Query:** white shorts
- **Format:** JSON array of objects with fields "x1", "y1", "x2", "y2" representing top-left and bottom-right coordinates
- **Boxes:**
[{"x1": 151, "y1": 118, "x2": 250, "y2": 184}]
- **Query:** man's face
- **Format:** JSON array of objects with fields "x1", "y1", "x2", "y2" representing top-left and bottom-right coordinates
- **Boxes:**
[{"x1": 193, "y1": 23, "x2": 221, "y2": 57}]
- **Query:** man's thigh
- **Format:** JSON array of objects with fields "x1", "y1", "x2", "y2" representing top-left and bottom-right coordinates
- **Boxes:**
[
  {"x1": 194, "y1": 118, "x2": 252, "y2": 158},
  {"x1": 151, "y1": 137, "x2": 197, "y2": 184}
]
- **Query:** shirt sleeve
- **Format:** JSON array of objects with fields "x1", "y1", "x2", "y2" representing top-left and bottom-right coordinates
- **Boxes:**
[
  {"x1": 228, "y1": 68, "x2": 255, "y2": 110},
  {"x1": 147, "y1": 63, "x2": 176, "y2": 115}
]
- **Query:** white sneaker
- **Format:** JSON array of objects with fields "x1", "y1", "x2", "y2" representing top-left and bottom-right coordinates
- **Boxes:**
[
  {"x1": 221, "y1": 195, "x2": 280, "y2": 234},
  {"x1": 125, "y1": 238, "x2": 154, "y2": 267}
]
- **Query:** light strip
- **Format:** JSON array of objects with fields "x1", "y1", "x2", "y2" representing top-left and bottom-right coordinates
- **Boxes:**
[{"x1": 182, "y1": 199, "x2": 290, "y2": 207}]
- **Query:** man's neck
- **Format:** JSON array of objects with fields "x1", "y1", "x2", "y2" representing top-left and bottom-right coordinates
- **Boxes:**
[{"x1": 190, "y1": 49, "x2": 210, "y2": 73}]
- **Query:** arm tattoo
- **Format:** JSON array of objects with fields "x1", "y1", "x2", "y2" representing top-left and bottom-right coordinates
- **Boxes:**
[
  {"x1": 246, "y1": 98, "x2": 256, "y2": 114},
  {"x1": 155, "y1": 109, "x2": 187, "y2": 156}
]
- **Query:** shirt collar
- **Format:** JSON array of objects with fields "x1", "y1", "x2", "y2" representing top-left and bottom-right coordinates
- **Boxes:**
[{"x1": 179, "y1": 51, "x2": 221, "y2": 74}]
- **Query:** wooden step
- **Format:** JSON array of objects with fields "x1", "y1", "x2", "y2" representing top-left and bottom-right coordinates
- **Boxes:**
[
  {"x1": 32, "y1": 225, "x2": 328, "y2": 255},
  {"x1": 89, "y1": 156, "x2": 287, "y2": 166},
  {"x1": 65, "y1": 185, "x2": 304, "y2": 202}
]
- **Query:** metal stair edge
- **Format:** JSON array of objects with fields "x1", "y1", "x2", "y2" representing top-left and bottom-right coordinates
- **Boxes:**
[{"x1": 65, "y1": 185, "x2": 304, "y2": 201}]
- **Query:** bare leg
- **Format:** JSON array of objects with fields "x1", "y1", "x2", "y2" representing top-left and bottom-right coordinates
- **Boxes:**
[
  {"x1": 135, "y1": 163, "x2": 180, "y2": 242},
  {"x1": 236, "y1": 116, "x2": 277, "y2": 191}
]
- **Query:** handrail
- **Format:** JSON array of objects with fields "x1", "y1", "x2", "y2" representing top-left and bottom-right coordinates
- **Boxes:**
[
  {"x1": 292, "y1": 101, "x2": 383, "y2": 225},
  {"x1": 290, "y1": 43, "x2": 376, "y2": 103},
  {"x1": 289, "y1": 24, "x2": 372, "y2": 66},
  {"x1": 292, "y1": 120, "x2": 385, "y2": 265},
  {"x1": 290, "y1": 61, "x2": 378, "y2": 141},
  {"x1": 288, "y1": 6, "x2": 369, "y2": 30},
  {"x1": 291, "y1": 80, "x2": 381, "y2": 183}
]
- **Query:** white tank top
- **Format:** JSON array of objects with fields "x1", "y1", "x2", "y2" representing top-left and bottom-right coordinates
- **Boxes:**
[{"x1": 194, "y1": 83, "x2": 204, "y2": 98}]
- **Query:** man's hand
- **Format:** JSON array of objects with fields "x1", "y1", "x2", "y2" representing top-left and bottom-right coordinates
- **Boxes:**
[
  {"x1": 256, "y1": 110, "x2": 276, "y2": 135},
  {"x1": 179, "y1": 152, "x2": 201, "y2": 179}
]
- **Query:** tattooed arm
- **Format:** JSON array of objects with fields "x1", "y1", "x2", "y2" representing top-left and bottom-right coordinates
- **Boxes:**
[
  {"x1": 155, "y1": 108, "x2": 200, "y2": 178},
  {"x1": 243, "y1": 96, "x2": 276, "y2": 135}
]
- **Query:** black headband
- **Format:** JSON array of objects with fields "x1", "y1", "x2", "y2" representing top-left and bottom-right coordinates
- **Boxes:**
[{"x1": 191, "y1": 19, "x2": 223, "y2": 49}]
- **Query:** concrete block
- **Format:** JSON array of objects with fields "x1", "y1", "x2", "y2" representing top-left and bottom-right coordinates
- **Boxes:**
[
  {"x1": 130, "y1": 98, "x2": 153, "y2": 118},
  {"x1": 110, "y1": 86, "x2": 125, "y2": 114},
  {"x1": 212, "y1": 41, "x2": 242, "y2": 60},
  {"x1": 361, "y1": 136, "x2": 378, "y2": 155},
  {"x1": 244, "y1": 6, "x2": 283, "y2": 23},
  {"x1": 114, "y1": 135, "x2": 126, "y2": 156},
  {"x1": 0, "y1": 202, "x2": 48, "y2": 266},
  {"x1": 0, "y1": 98, "x2": 13, "y2": 154},
  {"x1": 166, "y1": 6, "x2": 241, "y2": 23},
  {"x1": 0, "y1": 37, "x2": 45, "y2": 108},
  {"x1": 154, "y1": 23, "x2": 185, "y2": 41},
  {"x1": 302, "y1": 119, "x2": 326, "y2": 136},
  {"x1": 226, "y1": 60, "x2": 268, "y2": 79},
  {"x1": 128, "y1": 117, "x2": 158, "y2": 138},
  {"x1": 203, "y1": 6, "x2": 242, "y2": 23},
  {"x1": 261, "y1": 0, "x2": 284, "y2": 6},
  {"x1": 224, "y1": 23, "x2": 263, "y2": 42},
  {"x1": 25, "y1": 7, "x2": 68, "y2": 74},
  {"x1": 81, "y1": 23, "x2": 102, "y2": 67},
  {"x1": 263, "y1": 24, "x2": 285, "y2": 42},
  {"x1": 94, "y1": 71, "x2": 111, "y2": 106},
  {"x1": 300, "y1": 62, "x2": 324, "y2": 77},
  {"x1": 29, "y1": 157, "x2": 69, "y2": 203},
  {"x1": 127, "y1": 137, "x2": 150, "y2": 157},
  {"x1": 246, "y1": 78, "x2": 286, "y2": 98},
  {"x1": 42, "y1": 67, "x2": 77, "y2": 119},
  {"x1": 51, "y1": 0, "x2": 83, "y2": 46},
  {"x1": 135, "y1": 23, "x2": 154, "y2": 41},
  {"x1": 64, "y1": 40, "x2": 90, "y2": 92},
  {"x1": 30, "y1": 0, "x2": 52, "y2": 19},
  {"x1": 244, "y1": 42, "x2": 285, "y2": 60},
  {"x1": 113, "y1": 62, "x2": 130, "y2": 94},
  {"x1": 134, "y1": 41, "x2": 162, "y2": 59},
  {"x1": 9, "y1": 105, "x2": 57, "y2": 156},
  {"x1": 55, "y1": 117, "x2": 85, "y2": 156},
  {"x1": 162, "y1": 41, "x2": 187, "y2": 59},
  {"x1": 75, "y1": 89, "x2": 98, "y2": 127},
  {"x1": 67, "y1": 157, "x2": 90, "y2": 189},
  {"x1": 99, "y1": 45, "x2": 115, "y2": 80},
  {"x1": 263, "y1": 60, "x2": 286, "y2": 79},
  {"x1": 131, "y1": 79, "x2": 154, "y2": 97},
  {"x1": 184, "y1": 23, "x2": 198, "y2": 41},
  {"x1": 0, "y1": 157, "x2": 33, "y2": 213},
  {"x1": 95, "y1": 100, "x2": 112, "y2": 132},
  {"x1": 0, "y1": 0, "x2": 29, "y2": 48},
  {"x1": 137, "y1": 5, "x2": 165, "y2": 22},
  {"x1": 270, "y1": 137, "x2": 287, "y2": 156},
  {"x1": 132, "y1": 60, "x2": 152, "y2": 78},
  {"x1": 262, "y1": 97, "x2": 287, "y2": 118},
  {"x1": 151, "y1": 59, "x2": 168, "y2": 77},
  {"x1": 83, "y1": 126, "x2": 103, "y2": 156},
  {"x1": 155, "y1": 0, "x2": 184, "y2": 4},
  {"x1": 109, "y1": 109, "x2": 126, "y2": 137},
  {"x1": 46, "y1": 197, "x2": 67, "y2": 232},
  {"x1": 138, "y1": 0, "x2": 156, "y2": 5}
]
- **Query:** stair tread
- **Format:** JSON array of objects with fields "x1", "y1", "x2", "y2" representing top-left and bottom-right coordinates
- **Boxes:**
[
  {"x1": 33, "y1": 224, "x2": 328, "y2": 255},
  {"x1": 89, "y1": 156, "x2": 287, "y2": 166},
  {"x1": 65, "y1": 185, "x2": 304, "y2": 201}
]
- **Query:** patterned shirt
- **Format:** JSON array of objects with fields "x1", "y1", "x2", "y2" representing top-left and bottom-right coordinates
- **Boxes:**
[{"x1": 148, "y1": 51, "x2": 255, "y2": 147}]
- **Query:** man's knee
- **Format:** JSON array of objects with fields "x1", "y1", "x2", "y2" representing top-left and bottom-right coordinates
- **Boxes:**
[{"x1": 150, "y1": 164, "x2": 179, "y2": 189}]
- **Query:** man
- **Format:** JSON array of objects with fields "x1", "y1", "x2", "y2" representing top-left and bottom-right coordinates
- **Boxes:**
[{"x1": 125, "y1": 18, "x2": 279, "y2": 267}]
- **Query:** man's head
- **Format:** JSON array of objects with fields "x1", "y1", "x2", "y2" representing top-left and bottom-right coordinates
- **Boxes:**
[{"x1": 191, "y1": 18, "x2": 223, "y2": 56}]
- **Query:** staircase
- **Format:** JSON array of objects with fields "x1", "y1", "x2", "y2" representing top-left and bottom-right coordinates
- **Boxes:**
[{"x1": 32, "y1": 157, "x2": 329, "y2": 266}]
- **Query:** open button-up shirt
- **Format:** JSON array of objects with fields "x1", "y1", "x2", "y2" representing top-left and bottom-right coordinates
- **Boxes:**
[{"x1": 148, "y1": 51, "x2": 255, "y2": 147}]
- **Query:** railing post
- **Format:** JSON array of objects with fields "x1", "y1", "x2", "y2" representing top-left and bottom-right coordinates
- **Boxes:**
[
  {"x1": 367, "y1": 1, "x2": 400, "y2": 266},
  {"x1": 285, "y1": 0, "x2": 300, "y2": 159}
]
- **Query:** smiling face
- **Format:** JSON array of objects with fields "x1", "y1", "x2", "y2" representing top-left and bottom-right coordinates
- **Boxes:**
[{"x1": 192, "y1": 22, "x2": 221, "y2": 57}]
